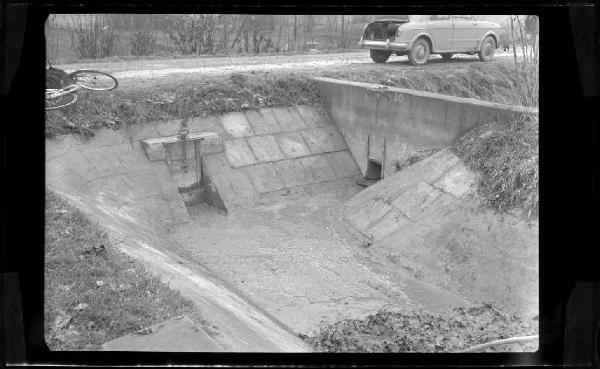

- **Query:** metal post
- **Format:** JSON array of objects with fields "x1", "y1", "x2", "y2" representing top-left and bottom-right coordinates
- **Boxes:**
[{"x1": 382, "y1": 137, "x2": 386, "y2": 180}]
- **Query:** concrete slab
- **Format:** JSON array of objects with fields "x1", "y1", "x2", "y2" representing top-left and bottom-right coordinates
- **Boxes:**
[
  {"x1": 166, "y1": 141, "x2": 197, "y2": 161},
  {"x1": 224, "y1": 138, "x2": 258, "y2": 167},
  {"x1": 273, "y1": 159, "x2": 311, "y2": 188},
  {"x1": 220, "y1": 112, "x2": 254, "y2": 138},
  {"x1": 188, "y1": 115, "x2": 226, "y2": 136},
  {"x1": 246, "y1": 135, "x2": 285, "y2": 162},
  {"x1": 102, "y1": 316, "x2": 223, "y2": 352},
  {"x1": 390, "y1": 181, "x2": 444, "y2": 221},
  {"x1": 298, "y1": 155, "x2": 336, "y2": 183},
  {"x1": 366, "y1": 208, "x2": 413, "y2": 240},
  {"x1": 244, "y1": 163, "x2": 285, "y2": 193},
  {"x1": 155, "y1": 119, "x2": 184, "y2": 137},
  {"x1": 245, "y1": 109, "x2": 281, "y2": 135},
  {"x1": 300, "y1": 127, "x2": 347, "y2": 154},
  {"x1": 172, "y1": 164, "x2": 200, "y2": 190},
  {"x1": 271, "y1": 106, "x2": 307, "y2": 132},
  {"x1": 127, "y1": 121, "x2": 160, "y2": 141},
  {"x1": 324, "y1": 151, "x2": 361, "y2": 179},
  {"x1": 383, "y1": 150, "x2": 462, "y2": 202},
  {"x1": 202, "y1": 153, "x2": 254, "y2": 202},
  {"x1": 348, "y1": 199, "x2": 394, "y2": 231},
  {"x1": 275, "y1": 132, "x2": 311, "y2": 159},
  {"x1": 295, "y1": 105, "x2": 331, "y2": 128},
  {"x1": 432, "y1": 163, "x2": 478, "y2": 199}
]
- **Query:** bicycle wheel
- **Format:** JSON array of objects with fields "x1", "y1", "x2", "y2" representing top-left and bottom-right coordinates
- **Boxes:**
[
  {"x1": 70, "y1": 70, "x2": 118, "y2": 91},
  {"x1": 46, "y1": 92, "x2": 78, "y2": 110}
]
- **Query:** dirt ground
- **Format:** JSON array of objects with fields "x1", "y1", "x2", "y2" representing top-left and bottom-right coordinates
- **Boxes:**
[{"x1": 164, "y1": 179, "x2": 524, "y2": 337}]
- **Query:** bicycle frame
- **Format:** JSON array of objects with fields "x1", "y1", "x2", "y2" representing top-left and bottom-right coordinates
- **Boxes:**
[{"x1": 45, "y1": 84, "x2": 80, "y2": 100}]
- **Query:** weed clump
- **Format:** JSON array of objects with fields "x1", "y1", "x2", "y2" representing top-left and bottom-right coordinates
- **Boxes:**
[{"x1": 451, "y1": 113, "x2": 539, "y2": 218}]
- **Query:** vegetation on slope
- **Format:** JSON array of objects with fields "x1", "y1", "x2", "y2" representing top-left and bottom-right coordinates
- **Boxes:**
[
  {"x1": 45, "y1": 191, "x2": 214, "y2": 350},
  {"x1": 451, "y1": 113, "x2": 539, "y2": 218}
]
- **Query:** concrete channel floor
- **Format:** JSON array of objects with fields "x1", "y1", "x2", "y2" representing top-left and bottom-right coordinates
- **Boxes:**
[{"x1": 168, "y1": 178, "x2": 470, "y2": 335}]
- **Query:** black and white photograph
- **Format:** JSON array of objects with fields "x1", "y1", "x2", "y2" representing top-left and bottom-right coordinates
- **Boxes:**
[{"x1": 43, "y1": 13, "x2": 540, "y2": 353}]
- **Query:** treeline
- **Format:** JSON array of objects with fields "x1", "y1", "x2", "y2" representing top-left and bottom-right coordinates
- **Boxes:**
[{"x1": 50, "y1": 14, "x2": 407, "y2": 59}]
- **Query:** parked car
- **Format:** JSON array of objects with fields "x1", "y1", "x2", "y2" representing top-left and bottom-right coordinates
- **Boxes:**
[{"x1": 359, "y1": 15, "x2": 501, "y2": 65}]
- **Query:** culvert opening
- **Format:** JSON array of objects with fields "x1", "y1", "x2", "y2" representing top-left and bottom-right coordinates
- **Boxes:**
[{"x1": 364, "y1": 159, "x2": 382, "y2": 180}]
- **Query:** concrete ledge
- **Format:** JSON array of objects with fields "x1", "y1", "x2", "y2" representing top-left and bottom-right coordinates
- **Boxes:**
[
  {"x1": 316, "y1": 77, "x2": 538, "y2": 178},
  {"x1": 102, "y1": 316, "x2": 223, "y2": 352},
  {"x1": 316, "y1": 77, "x2": 538, "y2": 115},
  {"x1": 141, "y1": 132, "x2": 222, "y2": 162}
]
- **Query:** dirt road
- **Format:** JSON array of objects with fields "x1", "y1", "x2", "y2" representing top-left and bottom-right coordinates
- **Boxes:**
[{"x1": 57, "y1": 50, "x2": 519, "y2": 92}]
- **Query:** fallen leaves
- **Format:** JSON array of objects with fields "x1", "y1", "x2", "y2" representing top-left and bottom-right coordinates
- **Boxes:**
[
  {"x1": 73, "y1": 303, "x2": 89, "y2": 311},
  {"x1": 53, "y1": 312, "x2": 72, "y2": 330},
  {"x1": 303, "y1": 302, "x2": 538, "y2": 353}
]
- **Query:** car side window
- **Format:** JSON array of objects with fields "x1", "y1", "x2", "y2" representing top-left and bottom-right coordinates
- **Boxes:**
[{"x1": 451, "y1": 15, "x2": 473, "y2": 20}]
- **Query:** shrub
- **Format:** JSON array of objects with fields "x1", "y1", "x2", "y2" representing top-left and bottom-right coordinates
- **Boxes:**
[
  {"x1": 67, "y1": 15, "x2": 115, "y2": 59},
  {"x1": 130, "y1": 30, "x2": 157, "y2": 56}
]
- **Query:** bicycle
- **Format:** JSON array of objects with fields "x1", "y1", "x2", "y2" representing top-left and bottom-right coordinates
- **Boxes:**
[{"x1": 46, "y1": 68, "x2": 119, "y2": 110}]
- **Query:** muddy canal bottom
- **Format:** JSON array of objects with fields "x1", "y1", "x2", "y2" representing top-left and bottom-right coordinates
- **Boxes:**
[{"x1": 170, "y1": 180, "x2": 468, "y2": 335}]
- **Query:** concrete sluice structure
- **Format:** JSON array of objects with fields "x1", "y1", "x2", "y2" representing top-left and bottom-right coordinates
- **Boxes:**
[{"x1": 46, "y1": 79, "x2": 538, "y2": 352}]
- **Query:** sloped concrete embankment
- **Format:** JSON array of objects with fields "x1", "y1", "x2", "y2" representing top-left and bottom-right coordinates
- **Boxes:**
[
  {"x1": 342, "y1": 149, "x2": 538, "y2": 319},
  {"x1": 316, "y1": 77, "x2": 538, "y2": 178},
  {"x1": 46, "y1": 112, "x2": 315, "y2": 352},
  {"x1": 199, "y1": 105, "x2": 361, "y2": 211},
  {"x1": 315, "y1": 78, "x2": 538, "y2": 319}
]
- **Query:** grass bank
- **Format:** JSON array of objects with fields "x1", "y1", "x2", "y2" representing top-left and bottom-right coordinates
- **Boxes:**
[
  {"x1": 45, "y1": 72, "x2": 321, "y2": 138},
  {"x1": 303, "y1": 303, "x2": 538, "y2": 353},
  {"x1": 44, "y1": 190, "x2": 214, "y2": 350},
  {"x1": 321, "y1": 62, "x2": 534, "y2": 107},
  {"x1": 46, "y1": 63, "x2": 533, "y2": 138},
  {"x1": 451, "y1": 113, "x2": 539, "y2": 218}
]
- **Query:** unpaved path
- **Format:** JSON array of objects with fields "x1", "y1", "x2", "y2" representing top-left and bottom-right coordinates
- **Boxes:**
[{"x1": 57, "y1": 50, "x2": 520, "y2": 92}]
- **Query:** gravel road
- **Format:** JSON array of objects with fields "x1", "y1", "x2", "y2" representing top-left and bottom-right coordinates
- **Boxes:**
[{"x1": 56, "y1": 50, "x2": 520, "y2": 92}]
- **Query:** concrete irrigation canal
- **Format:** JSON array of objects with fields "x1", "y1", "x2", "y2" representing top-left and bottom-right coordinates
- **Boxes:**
[{"x1": 46, "y1": 78, "x2": 538, "y2": 352}]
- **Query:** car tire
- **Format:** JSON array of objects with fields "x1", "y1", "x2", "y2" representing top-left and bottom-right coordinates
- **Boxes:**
[
  {"x1": 478, "y1": 36, "x2": 496, "y2": 62},
  {"x1": 408, "y1": 38, "x2": 430, "y2": 66},
  {"x1": 440, "y1": 53, "x2": 453, "y2": 60},
  {"x1": 370, "y1": 49, "x2": 391, "y2": 63}
]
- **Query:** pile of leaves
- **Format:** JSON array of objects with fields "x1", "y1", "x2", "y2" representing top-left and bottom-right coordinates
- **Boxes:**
[
  {"x1": 302, "y1": 303, "x2": 537, "y2": 353},
  {"x1": 45, "y1": 72, "x2": 321, "y2": 138},
  {"x1": 451, "y1": 113, "x2": 539, "y2": 218},
  {"x1": 45, "y1": 191, "x2": 214, "y2": 350}
]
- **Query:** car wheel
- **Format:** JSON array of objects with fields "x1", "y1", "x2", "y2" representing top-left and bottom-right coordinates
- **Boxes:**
[
  {"x1": 478, "y1": 36, "x2": 496, "y2": 62},
  {"x1": 408, "y1": 38, "x2": 430, "y2": 66},
  {"x1": 440, "y1": 53, "x2": 453, "y2": 60},
  {"x1": 370, "y1": 49, "x2": 391, "y2": 63}
]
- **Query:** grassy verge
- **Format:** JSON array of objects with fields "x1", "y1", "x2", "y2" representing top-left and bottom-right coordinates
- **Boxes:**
[
  {"x1": 302, "y1": 303, "x2": 538, "y2": 353},
  {"x1": 45, "y1": 72, "x2": 321, "y2": 138},
  {"x1": 451, "y1": 113, "x2": 539, "y2": 218},
  {"x1": 44, "y1": 190, "x2": 214, "y2": 350},
  {"x1": 46, "y1": 62, "x2": 534, "y2": 139},
  {"x1": 321, "y1": 62, "x2": 533, "y2": 107}
]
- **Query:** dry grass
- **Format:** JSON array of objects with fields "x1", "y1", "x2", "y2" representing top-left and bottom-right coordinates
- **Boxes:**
[
  {"x1": 322, "y1": 62, "x2": 534, "y2": 107},
  {"x1": 45, "y1": 72, "x2": 321, "y2": 138},
  {"x1": 451, "y1": 113, "x2": 539, "y2": 218},
  {"x1": 44, "y1": 190, "x2": 214, "y2": 350}
]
